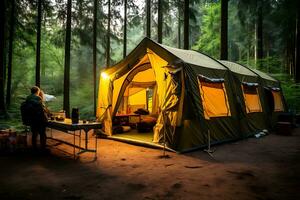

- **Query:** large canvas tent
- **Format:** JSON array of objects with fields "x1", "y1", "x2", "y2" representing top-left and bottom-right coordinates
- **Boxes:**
[
  {"x1": 251, "y1": 68, "x2": 286, "y2": 127},
  {"x1": 96, "y1": 37, "x2": 286, "y2": 152},
  {"x1": 220, "y1": 61, "x2": 286, "y2": 128},
  {"x1": 218, "y1": 60, "x2": 269, "y2": 137}
]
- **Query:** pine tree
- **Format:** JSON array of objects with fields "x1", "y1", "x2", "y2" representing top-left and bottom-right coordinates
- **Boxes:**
[
  {"x1": 220, "y1": 0, "x2": 228, "y2": 60},
  {"x1": 63, "y1": 0, "x2": 72, "y2": 117},
  {"x1": 35, "y1": 0, "x2": 42, "y2": 87},
  {"x1": 183, "y1": 0, "x2": 189, "y2": 49},
  {"x1": 6, "y1": 0, "x2": 15, "y2": 107}
]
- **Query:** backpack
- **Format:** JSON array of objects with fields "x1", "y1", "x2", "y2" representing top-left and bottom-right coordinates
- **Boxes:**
[
  {"x1": 20, "y1": 100, "x2": 47, "y2": 126},
  {"x1": 20, "y1": 100, "x2": 33, "y2": 125}
]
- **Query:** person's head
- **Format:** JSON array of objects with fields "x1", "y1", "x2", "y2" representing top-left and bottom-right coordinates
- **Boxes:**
[
  {"x1": 39, "y1": 89, "x2": 45, "y2": 101},
  {"x1": 31, "y1": 86, "x2": 40, "y2": 95}
]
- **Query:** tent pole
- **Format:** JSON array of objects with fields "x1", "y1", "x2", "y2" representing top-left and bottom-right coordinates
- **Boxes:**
[
  {"x1": 163, "y1": 111, "x2": 166, "y2": 157},
  {"x1": 204, "y1": 128, "x2": 215, "y2": 157},
  {"x1": 159, "y1": 110, "x2": 170, "y2": 158}
]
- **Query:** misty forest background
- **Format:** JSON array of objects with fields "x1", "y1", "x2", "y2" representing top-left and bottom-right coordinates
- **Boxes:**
[{"x1": 0, "y1": 0, "x2": 300, "y2": 130}]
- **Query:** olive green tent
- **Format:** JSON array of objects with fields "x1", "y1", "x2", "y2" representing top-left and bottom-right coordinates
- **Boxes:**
[
  {"x1": 219, "y1": 60, "x2": 269, "y2": 137},
  {"x1": 96, "y1": 37, "x2": 286, "y2": 152},
  {"x1": 220, "y1": 61, "x2": 286, "y2": 129},
  {"x1": 251, "y1": 68, "x2": 286, "y2": 127}
]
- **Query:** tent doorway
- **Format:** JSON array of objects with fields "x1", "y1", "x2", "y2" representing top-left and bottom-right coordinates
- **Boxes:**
[{"x1": 112, "y1": 66, "x2": 159, "y2": 143}]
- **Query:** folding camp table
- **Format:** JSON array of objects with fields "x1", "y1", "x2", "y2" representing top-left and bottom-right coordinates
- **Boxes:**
[{"x1": 47, "y1": 119, "x2": 102, "y2": 160}]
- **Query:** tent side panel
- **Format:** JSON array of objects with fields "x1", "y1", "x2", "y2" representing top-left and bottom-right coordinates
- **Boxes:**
[{"x1": 97, "y1": 76, "x2": 113, "y2": 135}]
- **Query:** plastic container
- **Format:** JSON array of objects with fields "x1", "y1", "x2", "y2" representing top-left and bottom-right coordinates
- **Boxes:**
[{"x1": 71, "y1": 108, "x2": 79, "y2": 124}]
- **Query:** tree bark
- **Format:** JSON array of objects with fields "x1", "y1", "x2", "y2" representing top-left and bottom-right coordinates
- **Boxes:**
[
  {"x1": 220, "y1": 0, "x2": 228, "y2": 60},
  {"x1": 183, "y1": 0, "x2": 189, "y2": 49},
  {"x1": 295, "y1": 5, "x2": 300, "y2": 82},
  {"x1": 157, "y1": 0, "x2": 163, "y2": 44},
  {"x1": 78, "y1": 0, "x2": 83, "y2": 43},
  {"x1": 93, "y1": 0, "x2": 98, "y2": 115},
  {"x1": 255, "y1": 0, "x2": 263, "y2": 68},
  {"x1": 0, "y1": 0, "x2": 7, "y2": 116},
  {"x1": 6, "y1": 0, "x2": 15, "y2": 107},
  {"x1": 123, "y1": 0, "x2": 127, "y2": 58},
  {"x1": 177, "y1": 0, "x2": 181, "y2": 48},
  {"x1": 146, "y1": 0, "x2": 151, "y2": 38},
  {"x1": 106, "y1": 0, "x2": 111, "y2": 67},
  {"x1": 286, "y1": 36, "x2": 295, "y2": 75},
  {"x1": 64, "y1": 0, "x2": 72, "y2": 117},
  {"x1": 35, "y1": 0, "x2": 42, "y2": 87}
]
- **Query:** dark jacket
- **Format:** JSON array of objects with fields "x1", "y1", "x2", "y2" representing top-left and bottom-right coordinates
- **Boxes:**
[{"x1": 25, "y1": 94, "x2": 48, "y2": 126}]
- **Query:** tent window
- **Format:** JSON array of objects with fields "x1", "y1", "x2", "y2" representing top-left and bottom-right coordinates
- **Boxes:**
[
  {"x1": 264, "y1": 88, "x2": 274, "y2": 112},
  {"x1": 272, "y1": 90, "x2": 284, "y2": 111},
  {"x1": 128, "y1": 88, "x2": 147, "y2": 113},
  {"x1": 242, "y1": 84, "x2": 262, "y2": 113},
  {"x1": 198, "y1": 77, "x2": 231, "y2": 120}
]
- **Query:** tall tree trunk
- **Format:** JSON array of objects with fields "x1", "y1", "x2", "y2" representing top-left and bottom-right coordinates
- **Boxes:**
[
  {"x1": 123, "y1": 0, "x2": 127, "y2": 58},
  {"x1": 6, "y1": 0, "x2": 15, "y2": 107},
  {"x1": 0, "y1": 0, "x2": 7, "y2": 116},
  {"x1": 77, "y1": 0, "x2": 83, "y2": 43},
  {"x1": 286, "y1": 38, "x2": 294, "y2": 75},
  {"x1": 93, "y1": 0, "x2": 98, "y2": 115},
  {"x1": 183, "y1": 0, "x2": 189, "y2": 49},
  {"x1": 35, "y1": 0, "x2": 42, "y2": 87},
  {"x1": 255, "y1": 0, "x2": 263, "y2": 68},
  {"x1": 146, "y1": 0, "x2": 151, "y2": 38},
  {"x1": 106, "y1": 0, "x2": 111, "y2": 67},
  {"x1": 265, "y1": 34, "x2": 270, "y2": 73},
  {"x1": 177, "y1": 0, "x2": 181, "y2": 48},
  {"x1": 157, "y1": 0, "x2": 163, "y2": 43},
  {"x1": 178, "y1": 18, "x2": 181, "y2": 48},
  {"x1": 247, "y1": 22, "x2": 252, "y2": 66},
  {"x1": 220, "y1": 0, "x2": 228, "y2": 60},
  {"x1": 64, "y1": 0, "x2": 72, "y2": 117},
  {"x1": 295, "y1": 6, "x2": 300, "y2": 82}
]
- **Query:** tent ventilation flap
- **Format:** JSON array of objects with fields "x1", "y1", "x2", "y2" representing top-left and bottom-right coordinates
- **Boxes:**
[{"x1": 197, "y1": 75, "x2": 224, "y2": 83}]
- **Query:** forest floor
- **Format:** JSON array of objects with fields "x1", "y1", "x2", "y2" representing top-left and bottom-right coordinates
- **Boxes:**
[{"x1": 1, "y1": 128, "x2": 300, "y2": 200}]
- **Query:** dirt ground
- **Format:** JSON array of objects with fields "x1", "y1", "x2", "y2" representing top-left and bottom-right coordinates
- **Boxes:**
[{"x1": 1, "y1": 128, "x2": 300, "y2": 200}]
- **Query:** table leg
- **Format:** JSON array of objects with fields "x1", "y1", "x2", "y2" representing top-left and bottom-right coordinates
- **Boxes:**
[
  {"x1": 85, "y1": 131, "x2": 88, "y2": 149},
  {"x1": 79, "y1": 130, "x2": 81, "y2": 150},
  {"x1": 73, "y1": 131, "x2": 75, "y2": 159},
  {"x1": 95, "y1": 133, "x2": 97, "y2": 159}
]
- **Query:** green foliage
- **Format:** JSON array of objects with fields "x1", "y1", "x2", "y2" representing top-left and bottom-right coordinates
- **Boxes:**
[
  {"x1": 238, "y1": 58, "x2": 300, "y2": 112},
  {"x1": 192, "y1": 2, "x2": 220, "y2": 58},
  {"x1": 276, "y1": 74, "x2": 300, "y2": 113},
  {"x1": 2, "y1": 0, "x2": 300, "y2": 122},
  {"x1": 238, "y1": 56, "x2": 283, "y2": 74},
  {"x1": 70, "y1": 81, "x2": 94, "y2": 120}
]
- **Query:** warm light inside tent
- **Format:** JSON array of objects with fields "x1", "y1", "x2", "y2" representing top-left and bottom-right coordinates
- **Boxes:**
[
  {"x1": 198, "y1": 78, "x2": 231, "y2": 119},
  {"x1": 101, "y1": 72, "x2": 109, "y2": 80},
  {"x1": 272, "y1": 90, "x2": 284, "y2": 111},
  {"x1": 242, "y1": 84, "x2": 262, "y2": 113}
]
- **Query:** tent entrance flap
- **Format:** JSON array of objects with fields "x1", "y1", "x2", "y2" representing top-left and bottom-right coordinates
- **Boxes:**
[{"x1": 197, "y1": 75, "x2": 231, "y2": 120}]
